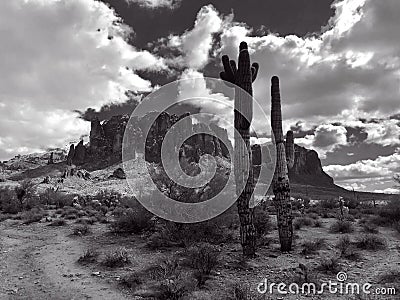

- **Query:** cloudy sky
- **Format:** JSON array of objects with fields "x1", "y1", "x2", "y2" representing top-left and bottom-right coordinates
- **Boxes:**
[{"x1": 0, "y1": 0, "x2": 399, "y2": 193}]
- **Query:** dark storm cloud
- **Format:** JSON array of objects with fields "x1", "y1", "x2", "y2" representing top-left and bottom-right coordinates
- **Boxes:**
[{"x1": 102, "y1": 0, "x2": 334, "y2": 48}]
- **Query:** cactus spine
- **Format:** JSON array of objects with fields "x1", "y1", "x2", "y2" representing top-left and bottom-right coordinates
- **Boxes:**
[
  {"x1": 220, "y1": 42, "x2": 259, "y2": 257},
  {"x1": 271, "y1": 76, "x2": 295, "y2": 252}
]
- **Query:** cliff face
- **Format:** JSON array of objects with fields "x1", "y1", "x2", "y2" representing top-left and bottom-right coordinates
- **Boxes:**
[
  {"x1": 289, "y1": 144, "x2": 334, "y2": 187},
  {"x1": 67, "y1": 112, "x2": 231, "y2": 167},
  {"x1": 252, "y1": 143, "x2": 334, "y2": 187}
]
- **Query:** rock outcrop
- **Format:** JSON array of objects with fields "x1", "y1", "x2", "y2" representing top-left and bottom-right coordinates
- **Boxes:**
[
  {"x1": 289, "y1": 144, "x2": 334, "y2": 187},
  {"x1": 67, "y1": 112, "x2": 231, "y2": 167},
  {"x1": 252, "y1": 143, "x2": 334, "y2": 187}
]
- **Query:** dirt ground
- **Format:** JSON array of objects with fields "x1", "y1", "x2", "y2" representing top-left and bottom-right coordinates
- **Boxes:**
[{"x1": 0, "y1": 215, "x2": 399, "y2": 300}]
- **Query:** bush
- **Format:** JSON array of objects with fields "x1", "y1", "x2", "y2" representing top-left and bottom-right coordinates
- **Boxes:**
[
  {"x1": 0, "y1": 187, "x2": 20, "y2": 214},
  {"x1": 362, "y1": 222, "x2": 379, "y2": 234},
  {"x1": 21, "y1": 208, "x2": 46, "y2": 224},
  {"x1": 317, "y1": 257, "x2": 341, "y2": 274},
  {"x1": 148, "y1": 220, "x2": 232, "y2": 249},
  {"x1": 230, "y1": 283, "x2": 251, "y2": 300},
  {"x1": 72, "y1": 224, "x2": 91, "y2": 236},
  {"x1": 329, "y1": 220, "x2": 354, "y2": 233},
  {"x1": 253, "y1": 208, "x2": 273, "y2": 238},
  {"x1": 120, "y1": 273, "x2": 142, "y2": 290},
  {"x1": 336, "y1": 236, "x2": 361, "y2": 260},
  {"x1": 102, "y1": 248, "x2": 130, "y2": 268},
  {"x1": 313, "y1": 219, "x2": 323, "y2": 227},
  {"x1": 356, "y1": 234, "x2": 387, "y2": 251},
  {"x1": 373, "y1": 199, "x2": 400, "y2": 226},
  {"x1": 294, "y1": 217, "x2": 313, "y2": 230},
  {"x1": 78, "y1": 249, "x2": 99, "y2": 264},
  {"x1": 93, "y1": 189, "x2": 122, "y2": 209},
  {"x1": 158, "y1": 272, "x2": 191, "y2": 300},
  {"x1": 186, "y1": 243, "x2": 220, "y2": 287},
  {"x1": 378, "y1": 270, "x2": 400, "y2": 284},
  {"x1": 110, "y1": 207, "x2": 154, "y2": 234},
  {"x1": 301, "y1": 239, "x2": 325, "y2": 255},
  {"x1": 344, "y1": 198, "x2": 359, "y2": 209},
  {"x1": 320, "y1": 198, "x2": 338, "y2": 209}
]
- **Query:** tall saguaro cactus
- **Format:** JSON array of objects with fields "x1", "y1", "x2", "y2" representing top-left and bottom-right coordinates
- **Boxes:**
[
  {"x1": 220, "y1": 41, "x2": 259, "y2": 257},
  {"x1": 271, "y1": 76, "x2": 295, "y2": 252}
]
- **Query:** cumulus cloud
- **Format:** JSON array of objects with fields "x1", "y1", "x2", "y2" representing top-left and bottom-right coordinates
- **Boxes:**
[
  {"x1": 324, "y1": 149, "x2": 400, "y2": 191},
  {"x1": 0, "y1": 0, "x2": 166, "y2": 160},
  {"x1": 296, "y1": 124, "x2": 348, "y2": 158},
  {"x1": 157, "y1": 5, "x2": 223, "y2": 70}
]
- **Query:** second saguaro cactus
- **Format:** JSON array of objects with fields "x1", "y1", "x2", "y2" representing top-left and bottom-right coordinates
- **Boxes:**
[
  {"x1": 220, "y1": 41, "x2": 259, "y2": 257},
  {"x1": 271, "y1": 76, "x2": 295, "y2": 252}
]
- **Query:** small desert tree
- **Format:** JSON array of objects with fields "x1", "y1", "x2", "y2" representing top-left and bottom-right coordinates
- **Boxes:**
[{"x1": 14, "y1": 179, "x2": 35, "y2": 210}]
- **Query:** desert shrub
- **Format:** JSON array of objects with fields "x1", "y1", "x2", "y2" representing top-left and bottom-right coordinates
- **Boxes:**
[
  {"x1": 110, "y1": 207, "x2": 154, "y2": 234},
  {"x1": 313, "y1": 219, "x2": 323, "y2": 227},
  {"x1": 320, "y1": 198, "x2": 338, "y2": 209},
  {"x1": 306, "y1": 212, "x2": 319, "y2": 220},
  {"x1": 61, "y1": 207, "x2": 79, "y2": 218},
  {"x1": 72, "y1": 224, "x2": 91, "y2": 236},
  {"x1": 373, "y1": 199, "x2": 400, "y2": 226},
  {"x1": 21, "y1": 208, "x2": 46, "y2": 224},
  {"x1": 93, "y1": 189, "x2": 122, "y2": 209},
  {"x1": 253, "y1": 208, "x2": 273, "y2": 238},
  {"x1": 317, "y1": 257, "x2": 341, "y2": 274},
  {"x1": 39, "y1": 188, "x2": 73, "y2": 208},
  {"x1": 49, "y1": 219, "x2": 66, "y2": 226},
  {"x1": 75, "y1": 217, "x2": 96, "y2": 225},
  {"x1": 0, "y1": 213, "x2": 11, "y2": 222},
  {"x1": 362, "y1": 222, "x2": 379, "y2": 234},
  {"x1": 344, "y1": 198, "x2": 359, "y2": 209},
  {"x1": 158, "y1": 273, "x2": 191, "y2": 300},
  {"x1": 102, "y1": 248, "x2": 130, "y2": 268},
  {"x1": 336, "y1": 236, "x2": 361, "y2": 260},
  {"x1": 301, "y1": 238, "x2": 325, "y2": 255},
  {"x1": 229, "y1": 283, "x2": 251, "y2": 300},
  {"x1": 0, "y1": 187, "x2": 20, "y2": 213},
  {"x1": 120, "y1": 273, "x2": 142, "y2": 290},
  {"x1": 355, "y1": 234, "x2": 387, "y2": 251},
  {"x1": 186, "y1": 243, "x2": 220, "y2": 287},
  {"x1": 14, "y1": 179, "x2": 35, "y2": 209},
  {"x1": 148, "y1": 220, "x2": 232, "y2": 249},
  {"x1": 78, "y1": 249, "x2": 99, "y2": 264},
  {"x1": 378, "y1": 270, "x2": 400, "y2": 284},
  {"x1": 329, "y1": 220, "x2": 354, "y2": 233},
  {"x1": 293, "y1": 216, "x2": 313, "y2": 230}
]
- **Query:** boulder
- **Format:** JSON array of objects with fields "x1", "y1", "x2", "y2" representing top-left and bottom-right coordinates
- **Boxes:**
[{"x1": 112, "y1": 167, "x2": 126, "y2": 179}]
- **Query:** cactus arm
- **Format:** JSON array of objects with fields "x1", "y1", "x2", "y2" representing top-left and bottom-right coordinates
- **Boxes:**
[
  {"x1": 222, "y1": 55, "x2": 235, "y2": 83},
  {"x1": 251, "y1": 63, "x2": 259, "y2": 82},
  {"x1": 286, "y1": 130, "x2": 294, "y2": 169}
]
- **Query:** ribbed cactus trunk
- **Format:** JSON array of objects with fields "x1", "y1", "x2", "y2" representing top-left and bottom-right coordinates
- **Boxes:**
[
  {"x1": 271, "y1": 76, "x2": 294, "y2": 252},
  {"x1": 220, "y1": 42, "x2": 259, "y2": 257}
]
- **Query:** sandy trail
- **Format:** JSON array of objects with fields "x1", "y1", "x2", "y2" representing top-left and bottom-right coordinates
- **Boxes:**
[{"x1": 0, "y1": 220, "x2": 128, "y2": 300}]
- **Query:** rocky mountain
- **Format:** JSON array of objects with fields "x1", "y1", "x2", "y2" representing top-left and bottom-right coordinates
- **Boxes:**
[
  {"x1": 252, "y1": 143, "x2": 334, "y2": 187},
  {"x1": 65, "y1": 112, "x2": 335, "y2": 188},
  {"x1": 66, "y1": 112, "x2": 231, "y2": 169}
]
